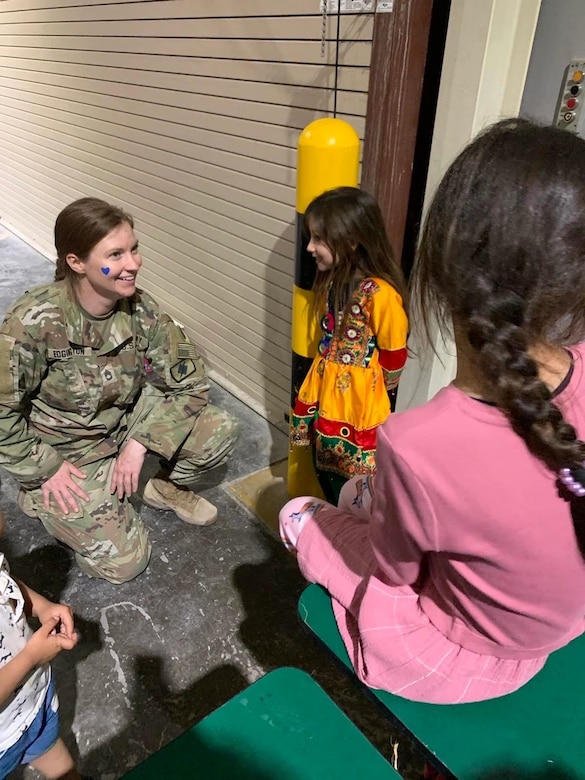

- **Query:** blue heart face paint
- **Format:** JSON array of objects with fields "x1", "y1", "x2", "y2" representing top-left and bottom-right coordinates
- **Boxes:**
[{"x1": 101, "y1": 267, "x2": 110, "y2": 275}]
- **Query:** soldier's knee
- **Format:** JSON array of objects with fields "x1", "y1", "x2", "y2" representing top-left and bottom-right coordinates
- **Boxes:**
[
  {"x1": 75, "y1": 536, "x2": 152, "y2": 584},
  {"x1": 191, "y1": 410, "x2": 239, "y2": 469},
  {"x1": 217, "y1": 412, "x2": 239, "y2": 458}
]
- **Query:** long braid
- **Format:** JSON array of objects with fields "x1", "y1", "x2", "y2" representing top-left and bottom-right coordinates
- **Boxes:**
[
  {"x1": 413, "y1": 118, "x2": 585, "y2": 502},
  {"x1": 465, "y1": 279, "x2": 585, "y2": 470}
]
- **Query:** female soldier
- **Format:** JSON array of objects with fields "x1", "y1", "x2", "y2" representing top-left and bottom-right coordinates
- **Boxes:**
[{"x1": 0, "y1": 198, "x2": 238, "y2": 584}]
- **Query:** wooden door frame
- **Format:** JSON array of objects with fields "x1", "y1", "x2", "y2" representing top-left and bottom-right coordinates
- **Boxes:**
[{"x1": 361, "y1": 0, "x2": 451, "y2": 276}]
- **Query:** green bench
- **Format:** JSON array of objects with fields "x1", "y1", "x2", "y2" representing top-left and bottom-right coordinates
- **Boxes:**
[
  {"x1": 121, "y1": 666, "x2": 400, "y2": 779},
  {"x1": 299, "y1": 583, "x2": 585, "y2": 779}
]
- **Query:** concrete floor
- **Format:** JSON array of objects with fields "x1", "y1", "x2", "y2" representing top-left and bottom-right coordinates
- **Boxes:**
[{"x1": 0, "y1": 227, "x2": 422, "y2": 780}]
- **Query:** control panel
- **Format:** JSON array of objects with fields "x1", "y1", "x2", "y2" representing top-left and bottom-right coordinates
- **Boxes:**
[{"x1": 555, "y1": 60, "x2": 585, "y2": 135}]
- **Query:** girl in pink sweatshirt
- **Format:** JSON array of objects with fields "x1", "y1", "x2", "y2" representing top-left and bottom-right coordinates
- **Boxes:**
[{"x1": 280, "y1": 118, "x2": 585, "y2": 704}]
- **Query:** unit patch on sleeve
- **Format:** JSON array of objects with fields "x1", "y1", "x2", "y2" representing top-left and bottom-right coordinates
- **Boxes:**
[{"x1": 170, "y1": 359, "x2": 198, "y2": 383}]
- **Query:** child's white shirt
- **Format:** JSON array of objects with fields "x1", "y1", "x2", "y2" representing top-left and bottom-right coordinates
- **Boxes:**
[{"x1": 0, "y1": 554, "x2": 51, "y2": 752}]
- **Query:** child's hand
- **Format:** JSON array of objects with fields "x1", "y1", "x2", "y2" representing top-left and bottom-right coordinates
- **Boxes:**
[
  {"x1": 23, "y1": 616, "x2": 79, "y2": 666},
  {"x1": 34, "y1": 599, "x2": 75, "y2": 640}
]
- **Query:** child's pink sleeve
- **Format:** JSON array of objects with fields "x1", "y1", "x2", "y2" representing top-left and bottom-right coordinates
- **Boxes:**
[{"x1": 369, "y1": 424, "x2": 438, "y2": 586}]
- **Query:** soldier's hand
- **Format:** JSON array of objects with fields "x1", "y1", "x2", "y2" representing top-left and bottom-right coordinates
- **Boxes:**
[
  {"x1": 42, "y1": 461, "x2": 89, "y2": 515},
  {"x1": 110, "y1": 438, "x2": 147, "y2": 500}
]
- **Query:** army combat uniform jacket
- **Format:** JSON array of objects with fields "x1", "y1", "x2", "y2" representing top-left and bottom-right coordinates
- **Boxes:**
[{"x1": 0, "y1": 281, "x2": 209, "y2": 490}]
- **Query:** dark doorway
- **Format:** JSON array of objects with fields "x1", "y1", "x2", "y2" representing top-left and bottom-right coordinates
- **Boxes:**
[{"x1": 361, "y1": 0, "x2": 452, "y2": 278}]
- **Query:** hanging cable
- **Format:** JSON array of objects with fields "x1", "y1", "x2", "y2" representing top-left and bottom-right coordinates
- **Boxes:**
[
  {"x1": 319, "y1": 1, "x2": 342, "y2": 118},
  {"x1": 333, "y1": 2, "x2": 341, "y2": 117},
  {"x1": 320, "y1": 0, "x2": 327, "y2": 58}
]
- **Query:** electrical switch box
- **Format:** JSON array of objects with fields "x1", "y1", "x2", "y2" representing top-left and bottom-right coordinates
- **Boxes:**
[{"x1": 555, "y1": 60, "x2": 585, "y2": 136}]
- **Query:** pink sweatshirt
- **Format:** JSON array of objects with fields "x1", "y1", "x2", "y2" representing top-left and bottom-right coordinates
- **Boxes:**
[{"x1": 302, "y1": 344, "x2": 585, "y2": 661}]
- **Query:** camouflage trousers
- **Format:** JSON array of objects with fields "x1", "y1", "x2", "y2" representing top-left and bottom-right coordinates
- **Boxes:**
[{"x1": 21, "y1": 397, "x2": 239, "y2": 584}]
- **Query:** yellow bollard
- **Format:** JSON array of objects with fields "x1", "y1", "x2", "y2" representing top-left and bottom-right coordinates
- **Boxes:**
[{"x1": 288, "y1": 118, "x2": 360, "y2": 499}]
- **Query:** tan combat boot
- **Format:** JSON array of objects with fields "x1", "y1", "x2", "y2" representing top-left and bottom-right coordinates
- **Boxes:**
[{"x1": 142, "y1": 475, "x2": 218, "y2": 526}]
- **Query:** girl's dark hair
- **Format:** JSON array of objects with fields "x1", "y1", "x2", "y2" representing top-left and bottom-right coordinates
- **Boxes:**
[
  {"x1": 412, "y1": 117, "x2": 585, "y2": 473},
  {"x1": 54, "y1": 197, "x2": 134, "y2": 283},
  {"x1": 304, "y1": 186, "x2": 408, "y2": 324}
]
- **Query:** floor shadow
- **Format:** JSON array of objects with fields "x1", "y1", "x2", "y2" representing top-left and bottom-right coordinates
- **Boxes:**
[
  {"x1": 79, "y1": 660, "x2": 263, "y2": 778},
  {"x1": 7, "y1": 542, "x2": 74, "y2": 601},
  {"x1": 134, "y1": 657, "x2": 249, "y2": 730}
]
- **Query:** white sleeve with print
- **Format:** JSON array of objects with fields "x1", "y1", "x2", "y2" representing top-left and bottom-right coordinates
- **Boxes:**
[{"x1": 0, "y1": 554, "x2": 51, "y2": 753}]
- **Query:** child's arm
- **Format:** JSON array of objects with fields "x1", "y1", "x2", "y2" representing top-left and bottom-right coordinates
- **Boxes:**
[
  {"x1": 0, "y1": 578, "x2": 78, "y2": 706},
  {"x1": 369, "y1": 284, "x2": 408, "y2": 391},
  {"x1": 0, "y1": 615, "x2": 77, "y2": 707},
  {"x1": 369, "y1": 425, "x2": 437, "y2": 586},
  {"x1": 16, "y1": 580, "x2": 76, "y2": 640}
]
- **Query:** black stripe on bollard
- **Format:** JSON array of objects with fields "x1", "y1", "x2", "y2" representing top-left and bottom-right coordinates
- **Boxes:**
[
  {"x1": 291, "y1": 352, "x2": 315, "y2": 408},
  {"x1": 295, "y1": 212, "x2": 317, "y2": 291}
]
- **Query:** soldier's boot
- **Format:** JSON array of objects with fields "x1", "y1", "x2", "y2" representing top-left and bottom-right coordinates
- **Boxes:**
[
  {"x1": 142, "y1": 474, "x2": 218, "y2": 526},
  {"x1": 18, "y1": 489, "x2": 38, "y2": 518}
]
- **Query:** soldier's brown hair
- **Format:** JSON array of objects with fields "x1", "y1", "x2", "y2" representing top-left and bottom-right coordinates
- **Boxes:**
[{"x1": 54, "y1": 198, "x2": 134, "y2": 283}]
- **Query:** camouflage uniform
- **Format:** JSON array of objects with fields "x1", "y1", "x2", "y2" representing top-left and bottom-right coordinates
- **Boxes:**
[{"x1": 0, "y1": 281, "x2": 238, "y2": 583}]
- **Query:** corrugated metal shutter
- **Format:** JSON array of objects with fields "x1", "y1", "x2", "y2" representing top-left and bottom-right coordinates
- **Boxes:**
[{"x1": 0, "y1": 0, "x2": 373, "y2": 427}]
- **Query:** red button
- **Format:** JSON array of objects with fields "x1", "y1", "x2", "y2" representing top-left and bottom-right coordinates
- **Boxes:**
[{"x1": 567, "y1": 97, "x2": 578, "y2": 109}]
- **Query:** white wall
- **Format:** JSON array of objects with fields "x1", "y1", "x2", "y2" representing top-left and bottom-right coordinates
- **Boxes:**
[
  {"x1": 0, "y1": 0, "x2": 373, "y2": 431},
  {"x1": 397, "y1": 0, "x2": 541, "y2": 412}
]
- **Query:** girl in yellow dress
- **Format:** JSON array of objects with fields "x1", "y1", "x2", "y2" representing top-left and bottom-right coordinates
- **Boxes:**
[{"x1": 290, "y1": 187, "x2": 409, "y2": 502}]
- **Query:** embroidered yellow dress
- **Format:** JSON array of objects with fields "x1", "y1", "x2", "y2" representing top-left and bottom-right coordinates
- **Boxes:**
[{"x1": 291, "y1": 277, "x2": 408, "y2": 480}]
